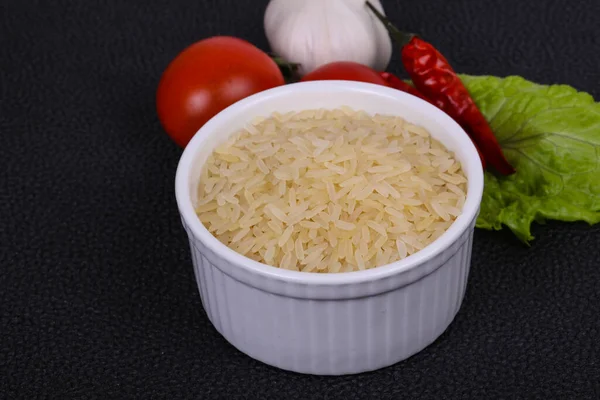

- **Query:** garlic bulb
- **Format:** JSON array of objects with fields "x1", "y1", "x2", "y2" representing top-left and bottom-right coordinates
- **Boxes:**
[{"x1": 264, "y1": 0, "x2": 393, "y2": 76}]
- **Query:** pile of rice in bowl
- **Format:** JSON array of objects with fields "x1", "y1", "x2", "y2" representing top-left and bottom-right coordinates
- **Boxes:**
[{"x1": 195, "y1": 107, "x2": 467, "y2": 273}]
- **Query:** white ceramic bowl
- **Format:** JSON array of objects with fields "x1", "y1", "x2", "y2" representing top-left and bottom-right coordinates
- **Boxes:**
[{"x1": 175, "y1": 81, "x2": 484, "y2": 375}]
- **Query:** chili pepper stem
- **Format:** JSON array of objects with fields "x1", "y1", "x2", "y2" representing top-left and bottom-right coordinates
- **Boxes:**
[{"x1": 365, "y1": 2, "x2": 414, "y2": 47}]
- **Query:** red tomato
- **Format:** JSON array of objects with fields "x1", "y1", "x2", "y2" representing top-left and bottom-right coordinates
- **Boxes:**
[
  {"x1": 300, "y1": 61, "x2": 388, "y2": 86},
  {"x1": 157, "y1": 36, "x2": 285, "y2": 147}
]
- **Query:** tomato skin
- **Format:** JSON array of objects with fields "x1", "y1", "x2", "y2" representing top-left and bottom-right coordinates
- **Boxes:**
[
  {"x1": 300, "y1": 61, "x2": 388, "y2": 86},
  {"x1": 157, "y1": 36, "x2": 285, "y2": 147}
]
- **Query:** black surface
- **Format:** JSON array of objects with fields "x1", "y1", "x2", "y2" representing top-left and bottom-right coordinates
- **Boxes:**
[{"x1": 2, "y1": 0, "x2": 600, "y2": 398}]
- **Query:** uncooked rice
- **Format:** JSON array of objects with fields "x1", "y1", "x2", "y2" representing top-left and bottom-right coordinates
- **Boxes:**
[{"x1": 195, "y1": 107, "x2": 467, "y2": 273}]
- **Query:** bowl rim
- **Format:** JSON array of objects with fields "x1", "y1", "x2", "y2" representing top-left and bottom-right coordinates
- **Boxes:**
[{"x1": 175, "y1": 80, "x2": 484, "y2": 286}]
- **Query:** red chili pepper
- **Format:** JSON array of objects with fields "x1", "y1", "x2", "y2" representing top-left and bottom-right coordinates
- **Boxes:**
[
  {"x1": 379, "y1": 72, "x2": 431, "y2": 103},
  {"x1": 366, "y1": 2, "x2": 515, "y2": 175}
]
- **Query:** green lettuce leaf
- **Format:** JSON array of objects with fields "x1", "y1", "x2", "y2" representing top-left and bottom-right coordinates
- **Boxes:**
[{"x1": 457, "y1": 75, "x2": 600, "y2": 243}]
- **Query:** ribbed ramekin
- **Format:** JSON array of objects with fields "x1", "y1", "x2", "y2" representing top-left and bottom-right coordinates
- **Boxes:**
[{"x1": 175, "y1": 81, "x2": 484, "y2": 375}]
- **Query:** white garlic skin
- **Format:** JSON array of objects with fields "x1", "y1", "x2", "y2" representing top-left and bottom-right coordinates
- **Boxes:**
[{"x1": 264, "y1": 0, "x2": 393, "y2": 76}]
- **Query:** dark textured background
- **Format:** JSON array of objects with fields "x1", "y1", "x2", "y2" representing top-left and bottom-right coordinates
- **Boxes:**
[{"x1": 1, "y1": 0, "x2": 600, "y2": 398}]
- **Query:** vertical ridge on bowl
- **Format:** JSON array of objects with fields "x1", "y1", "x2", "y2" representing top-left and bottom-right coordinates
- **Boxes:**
[
  {"x1": 455, "y1": 230, "x2": 472, "y2": 316},
  {"x1": 326, "y1": 300, "x2": 336, "y2": 374}
]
